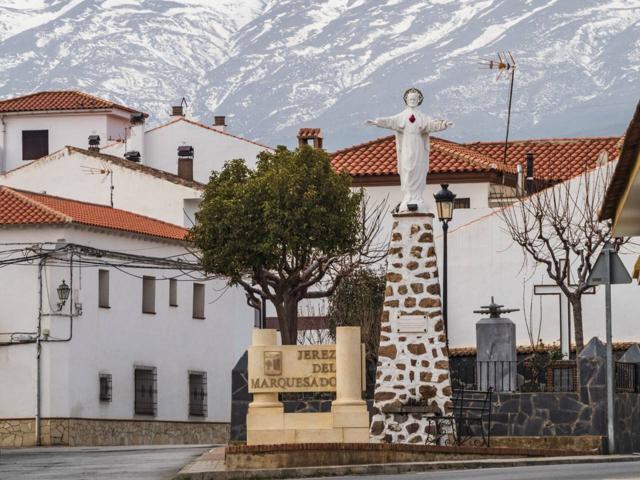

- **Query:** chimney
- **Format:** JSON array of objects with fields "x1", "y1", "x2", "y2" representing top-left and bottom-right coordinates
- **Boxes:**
[
  {"x1": 213, "y1": 116, "x2": 227, "y2": 132},
  {"x1": 177, "y1": 145, "x2": 194, "y2": 181},
  {"x1": 516, "y1": 164, "x2": 524, "y2": 195},
  {"x1": 128, "y1": 112, "x2": 145, "y2": 162},
  {"x1": 171, "y1": 105, "x2": 184, "y2": 117},
  {"x1": 88, "y1": 135, "x2": 100, "y2": 152},
  {"x1": 124, "y1": 151, "x2": 141, "y2": 162},
  {"x1": 525, "y1": 152, "x2": 534, "y2": 194},
  {"x1": 297, "y1": 128, "x2": 323, "y2": 149}
]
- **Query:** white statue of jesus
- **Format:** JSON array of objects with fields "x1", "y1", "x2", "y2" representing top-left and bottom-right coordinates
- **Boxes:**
[{"x1": 366, "y1": 88, "x2": 453, "y2": 212}]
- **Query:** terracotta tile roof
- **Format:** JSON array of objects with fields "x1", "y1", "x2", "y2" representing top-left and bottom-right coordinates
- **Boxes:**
[
  {"x1": 145, "y1": 117, "x2": 273, "y2": 151},
  {"x1": 298, "y1": 128, "x2": 322, "y2": 138},
  {"x1": 331, "y1": 135, "x2": 516, "y2": 177},
  {"x1": 0, "y1": 90, "x2": 147, "y2": 116},
  {"x1": 465, "y1": 137, "x2": 622, "y2": 181},
  {"x1": 0, "y1": 186, "x2": 188, "y2": 241}
]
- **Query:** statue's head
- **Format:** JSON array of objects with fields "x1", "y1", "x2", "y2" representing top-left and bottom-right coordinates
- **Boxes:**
[{"x1": 403, "y1": 88, "x2": 424, "y2": 107}]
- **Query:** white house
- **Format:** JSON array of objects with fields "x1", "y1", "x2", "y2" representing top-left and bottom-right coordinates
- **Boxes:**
[
  {"x1": 0, "y1": 91, "x2": 146, "y2": 173},
  {"x1": 330, "y1": 131, "x2": 634, "y2": 355},
  {"x1": 0, "y1": 90, "x2": 272, "y2": 184},
  {"x1": 0, "y1": 186, "x2": 253, "y2": 447},
  {"x1": 0, "y1": 146, "x2": 204, "y2": 228}
]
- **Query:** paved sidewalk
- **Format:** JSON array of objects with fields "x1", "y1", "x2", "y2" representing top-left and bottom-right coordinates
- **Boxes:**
[
  {"x1": 0, "y1": 444, "x2": 213, "y2": 480},
  {"x1": 175, "y1": 451, "x2": 640, "y2": 480}
]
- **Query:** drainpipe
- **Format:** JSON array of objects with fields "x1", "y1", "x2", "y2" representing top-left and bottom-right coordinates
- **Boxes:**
[
  {"x1": 1, "y1": 115, "x2": 6, "y2": 173},
  {"x1": 35, "y1": 256, "x2": 45, "y2": 446},
  {"x1": 35, "y1": 246, "x2": 75, "y2": 447}
]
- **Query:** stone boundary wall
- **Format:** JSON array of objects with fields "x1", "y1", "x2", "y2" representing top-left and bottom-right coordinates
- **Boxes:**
[
  {"x1": 0, "y1": 417, "x2": 228, "y2": 447},
  {"x1": 224, "y1": 442, "x2": 589, "y2": 470}
]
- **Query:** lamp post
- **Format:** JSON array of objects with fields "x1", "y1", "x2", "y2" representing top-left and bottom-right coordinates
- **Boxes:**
[{"x1": 434, "y1": 184, "x2": 456, "y2": 352}]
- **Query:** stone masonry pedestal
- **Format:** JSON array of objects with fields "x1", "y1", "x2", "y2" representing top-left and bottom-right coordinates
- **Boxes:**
[{"x1": 370, "y1": 213, "x2": 453, "y2": 443}]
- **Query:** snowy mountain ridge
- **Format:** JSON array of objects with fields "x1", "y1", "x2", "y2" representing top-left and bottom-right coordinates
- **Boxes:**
[{"x1": 0, "y1": 0, "x2": 638, "y2": 150}]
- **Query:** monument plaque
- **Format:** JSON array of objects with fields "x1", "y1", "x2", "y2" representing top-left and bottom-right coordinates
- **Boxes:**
[{"x1": 393, "y1": 313, "x2": 428, "y2": 333}]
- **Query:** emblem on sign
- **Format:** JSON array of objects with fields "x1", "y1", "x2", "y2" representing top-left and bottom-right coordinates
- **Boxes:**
[{"x1": 264, "y1": 351, "x2": 282, "y2": 376}]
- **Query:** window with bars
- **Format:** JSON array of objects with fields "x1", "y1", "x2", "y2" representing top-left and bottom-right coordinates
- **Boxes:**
[
  {"x1": 189, "y1": 371, "x2": 207, "y2": 417},
  {"x1": 134, "y1": 367, "x2": 157, "y2": 416},
  {"x1": 99, "y1": 373, "x2": 112, "y2": 402},
  {"x1": 22, "y1": 130, "x2": 49, "y2": 160},
  {"x1": 454, "y1": 197, "x2": 471, "y2": 209}
]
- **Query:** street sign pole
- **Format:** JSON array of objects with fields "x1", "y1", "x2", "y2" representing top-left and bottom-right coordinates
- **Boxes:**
[
  {"x1": 587, "y1": 240, "x2": 632, "y2": 455},
  {"x1": 604, "y1": 246, "x2": 615, "y2": 454}
]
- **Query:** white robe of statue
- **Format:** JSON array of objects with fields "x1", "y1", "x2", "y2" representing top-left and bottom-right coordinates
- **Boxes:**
[{"x1": 367, "y1": 89, "x2": 453, "y2": 212}]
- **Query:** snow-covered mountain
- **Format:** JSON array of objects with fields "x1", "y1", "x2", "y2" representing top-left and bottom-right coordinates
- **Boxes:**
[{"x1": 0, "y1": 0, "x2": 638, "y2": 150}]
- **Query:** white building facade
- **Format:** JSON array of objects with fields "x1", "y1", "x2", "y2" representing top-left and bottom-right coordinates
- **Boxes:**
[{"x1": 0, "y1": 187, "x2": 253, "y2": 447}]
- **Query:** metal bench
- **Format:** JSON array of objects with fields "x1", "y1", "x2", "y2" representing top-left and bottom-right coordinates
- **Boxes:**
[{"x1": 449, "y1": 388, "x2": 493, "y2": 447}]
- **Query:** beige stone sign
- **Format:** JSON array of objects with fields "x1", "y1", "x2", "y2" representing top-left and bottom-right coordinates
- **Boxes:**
[
  {"x1": 248, "y1": 345, "x2": 338, "y2": 393},
  {"x1": 246, "y1": 327, "x2": 370, "y2": 445}
]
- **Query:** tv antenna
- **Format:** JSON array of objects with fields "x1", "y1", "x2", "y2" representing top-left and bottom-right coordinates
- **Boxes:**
[
  {"x1": 81, "y1": 164, "x2": 114, "y2": 207},
  {"x1": 479, "y1": 51, "x2": 517, "y2": 176}
]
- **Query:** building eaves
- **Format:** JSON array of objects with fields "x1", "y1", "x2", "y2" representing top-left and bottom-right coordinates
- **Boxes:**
[{"x1": 599, "y1": 101, "x2": 640, "y2": 221}]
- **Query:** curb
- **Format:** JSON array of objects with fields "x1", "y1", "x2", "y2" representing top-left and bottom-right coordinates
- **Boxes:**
[{"x1": 174, "y1": 454, "x2": 640, "y2": 480}]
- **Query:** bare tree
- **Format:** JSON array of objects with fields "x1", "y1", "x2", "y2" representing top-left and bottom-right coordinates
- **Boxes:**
[{"x1": 496, "y1": 156, "x2": 627, "y2": 352}]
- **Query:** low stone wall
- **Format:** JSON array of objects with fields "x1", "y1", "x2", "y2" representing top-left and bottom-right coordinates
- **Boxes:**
[
  {"x1": 224, "y1": 443, "x2": 588, "y2": 470},
  {"x1": 0, "y1": 418, "x2": 229, "y2": 447}
]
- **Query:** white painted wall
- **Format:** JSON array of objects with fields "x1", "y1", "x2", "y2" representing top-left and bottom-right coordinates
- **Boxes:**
[
  {"x1": 1, "y1": 111, "x2": 131, "y2": 172},
  {"x1": 443, "y1": 164, "x2": 640, "y2": 350},
  {"x1": 144, "y1": 119, "x2": 270, "y2": 183},
  {"x1": 0, "y1": 226, "x2": 252, "y2": 422},
  {"x1": 0, "y1": 148, "x2": 202, "y2": 227}
]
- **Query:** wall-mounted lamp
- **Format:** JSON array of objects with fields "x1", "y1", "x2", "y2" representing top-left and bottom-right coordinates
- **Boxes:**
[{"x1": 56, "y1": 280, "x2": 71, "y2": 311}]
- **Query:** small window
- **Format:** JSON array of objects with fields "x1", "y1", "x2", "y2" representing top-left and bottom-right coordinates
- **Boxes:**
[
  {"x1": 169, "y1": 279, "x2": 178, "y2": 307},
  {"x1": 193, "y1": 283, "x2": 205, "y2": 319},
  {"x1": 134, "y1": 367, "x2": 157, "y2": 416},
  {"x1": 99, "y1": 270, "x2": 110, "y2": 308},
  {"x1": 142, "y1": 276, "x2": 156, "y2": 314},
  {"x1": 178, "y1": 157, "x2": 193, "y2": 181},
  {"x1": 454, "y1": 198, "x2": 471, "y2": 209},
  {"x1": 22, "y1": 130, "x2": 49, "y2": 160},
  {"x1": 99, "y1": 373, "x2": 112, "y2": 402},
  {"x1": 189, "y1": 371, "x2": 207, "y2": 417}
]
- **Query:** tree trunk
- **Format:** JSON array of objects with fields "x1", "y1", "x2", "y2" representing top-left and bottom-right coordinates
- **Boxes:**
[
  {"x1": 276, "y1": 295, "x2": 299, "y2": 345},
  {"x1": 570, "y1": 297, "x2": 584, "y2": 354}
]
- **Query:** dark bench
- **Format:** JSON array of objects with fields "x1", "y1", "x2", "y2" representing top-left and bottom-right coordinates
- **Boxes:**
[{"x1": 450, "y1": 388, "x2": 493, "y2": 446}]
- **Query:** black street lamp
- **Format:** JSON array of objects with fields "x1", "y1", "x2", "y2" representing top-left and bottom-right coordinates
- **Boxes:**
[
  {"x1": 56, "y1": 279, "x2": 71, "y2": 311},
  {"x1": 434, "y1": 184, "x2": 456, "y2": 352}
]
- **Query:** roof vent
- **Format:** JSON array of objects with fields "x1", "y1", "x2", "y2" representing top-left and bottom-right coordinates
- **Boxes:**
[
  {"x1": 525, "y1": 152, "x2": 534, "y2": 194},
  {"x1": 88, "y1": 135, "x2": 100, "y2": 152},
  {"x1": 297, "y1": 128, "x2": 323, "y2": 149},
  {"x1": 124, "y1": 151, "x2": 141, "y2": 162},
  {"x1": 130, "y1": 112, "x2": 145, "y2": 124}
]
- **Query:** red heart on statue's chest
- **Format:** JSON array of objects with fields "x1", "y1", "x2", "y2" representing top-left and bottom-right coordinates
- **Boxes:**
[{"x1": 409, "y1": 114, "x2": 416, "y2": 123}]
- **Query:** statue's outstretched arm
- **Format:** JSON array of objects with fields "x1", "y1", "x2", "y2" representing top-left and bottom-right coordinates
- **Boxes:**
[
  {"x1": 423, "y1": 119, "x2": 454, "y2": 133},
  {"x1": 365, "y1": 115, "x2": 401, "y2": 131}
]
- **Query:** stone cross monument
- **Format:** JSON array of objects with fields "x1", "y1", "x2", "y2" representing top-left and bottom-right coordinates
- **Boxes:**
[{"x1": 366, "y1": 87, "x2": 453, "y2": 212}]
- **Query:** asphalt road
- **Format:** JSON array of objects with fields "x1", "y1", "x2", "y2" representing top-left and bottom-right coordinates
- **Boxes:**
[
  {"x1": 310, "y1": 461, "x2": 640, "y2": 480},
  {"x1": 0, "y1": 444, "x2": 212, "y2": 480}
]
